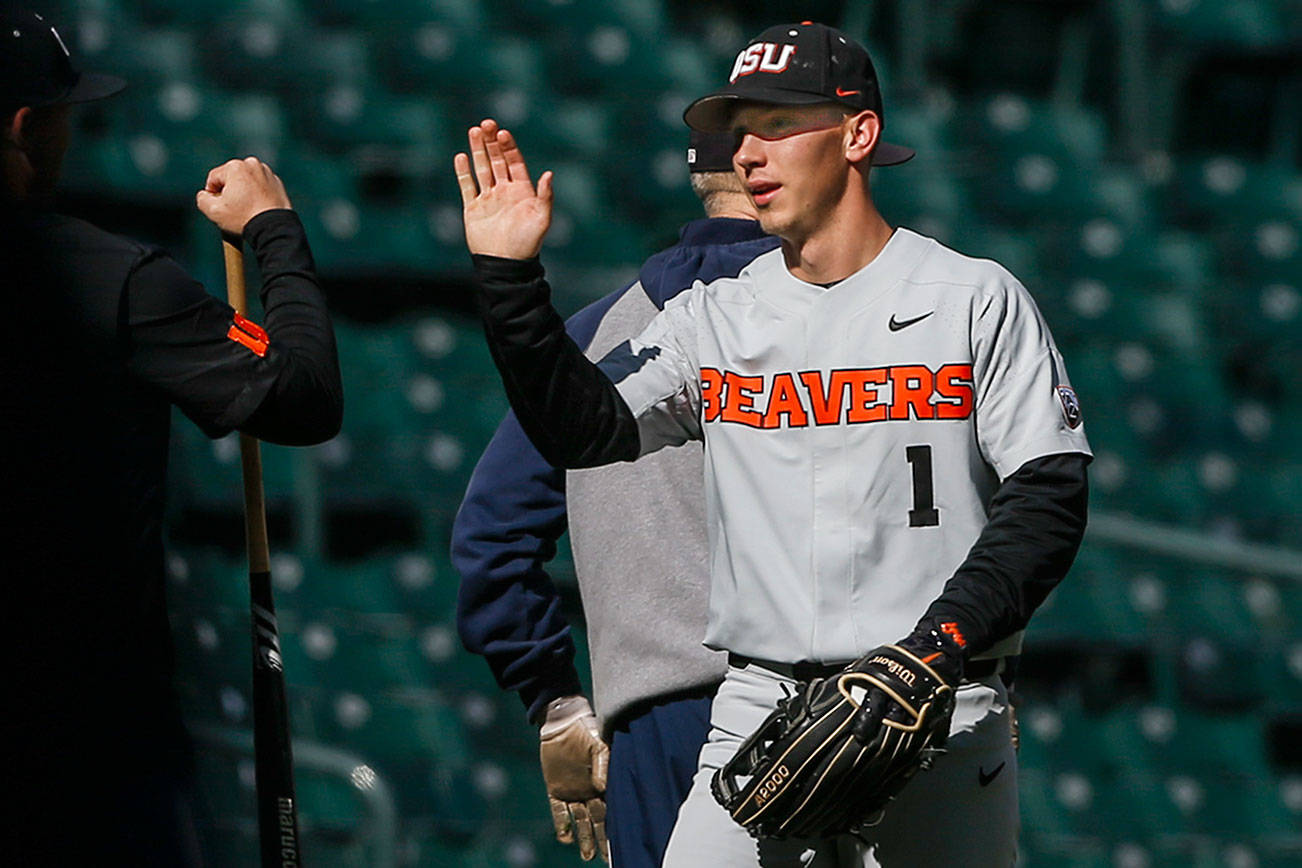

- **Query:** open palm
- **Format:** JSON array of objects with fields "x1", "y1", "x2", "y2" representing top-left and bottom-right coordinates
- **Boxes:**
[{"x1": 455, "y1": 118, "x2": 554, "y2": 260}]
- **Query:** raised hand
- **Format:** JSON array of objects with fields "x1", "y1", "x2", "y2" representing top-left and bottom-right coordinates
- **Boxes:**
[{"x1": 455, "y1": 118, "x2": 554, "y2": 260}]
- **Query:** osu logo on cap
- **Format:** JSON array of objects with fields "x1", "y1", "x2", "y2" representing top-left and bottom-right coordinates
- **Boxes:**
[{"x1": 729, "y1": 42, "x2": 797, "y2": 83}]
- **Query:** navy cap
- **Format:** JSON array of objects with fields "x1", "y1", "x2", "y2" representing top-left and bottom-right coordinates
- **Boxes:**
[
  {"x1": 1, "y1": 8, "x2": 125, "y2": 114},
  {"x1": 684, "y1": 21, "x2": 914, "y2": 167},
  {"x1": 687, "y1": 129, "x2": 735, "y2": 173}
]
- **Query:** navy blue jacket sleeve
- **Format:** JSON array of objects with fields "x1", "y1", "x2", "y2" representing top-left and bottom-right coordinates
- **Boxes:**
[
  {"x1": 452, "y1": 287, "x2": 629, "y2": 724},
  {"x1": 452, "y1": 412, "x2": 580, "y2": 723}
]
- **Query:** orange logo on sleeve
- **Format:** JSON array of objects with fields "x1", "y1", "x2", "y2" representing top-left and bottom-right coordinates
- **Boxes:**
[
  {"x1": 227, "y1": 311, "x2": 269, "y2": 358},
  {"x1": 940, "y1": 622, "x2": 968, "y2": 648}
]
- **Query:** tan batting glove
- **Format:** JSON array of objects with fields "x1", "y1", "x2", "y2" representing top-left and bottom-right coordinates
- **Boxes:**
[{"x1": 539, "y1": 695, "x2": 609, "y2": 862}]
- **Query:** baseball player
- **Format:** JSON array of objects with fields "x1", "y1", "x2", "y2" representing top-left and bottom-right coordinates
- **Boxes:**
[
  {"x1": 1, "y1": 9, "x2": 341, "y2": 864},
  {"x1": 455, "y1": 21, "x2": 1090, "y2": 867},
  {"x1": 452, "y1": 131, "x2": 778, "y2": 865}
]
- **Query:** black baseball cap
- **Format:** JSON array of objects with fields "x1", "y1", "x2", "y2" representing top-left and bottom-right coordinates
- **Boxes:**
[
  {"x1": 687, "y1": 129, "x2": 736, "y2": 173},
  {"x1": 684, "y1": 21, "x2": 914, "y2": 167},
  {"x1": 0, "y1": 8, "x2": 125, "y2": 115}
]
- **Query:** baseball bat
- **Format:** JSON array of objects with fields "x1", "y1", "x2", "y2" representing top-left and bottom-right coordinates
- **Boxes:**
[{"x1": 223, "y1": 232, "x2": 303, "y2": 868}]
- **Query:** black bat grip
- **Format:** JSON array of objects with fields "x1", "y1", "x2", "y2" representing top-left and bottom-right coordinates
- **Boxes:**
[{"x1": 250, "y1": 570, "x2": 302, "y2": 867}]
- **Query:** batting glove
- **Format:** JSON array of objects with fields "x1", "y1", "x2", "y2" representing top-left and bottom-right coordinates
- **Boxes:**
[{"x1": 539, "y1": 695, "x2": 609, "y2": 862}]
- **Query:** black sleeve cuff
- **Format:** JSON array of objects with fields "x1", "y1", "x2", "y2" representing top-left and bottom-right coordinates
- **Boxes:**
[
  {"x1": 472, "y1": 253, "x2": 545, "y2": 282},
  {"x1": 243, "y1": 209, "x2": 316, "y2": 287},
  {"x1": 523, "y1": 667, "x2": 587, "y2": 726}
]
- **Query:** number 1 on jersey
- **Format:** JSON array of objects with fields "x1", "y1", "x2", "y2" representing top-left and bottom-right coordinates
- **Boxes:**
[{"x1": 906, "y1": 445, "x2": 940, "y2": 527}]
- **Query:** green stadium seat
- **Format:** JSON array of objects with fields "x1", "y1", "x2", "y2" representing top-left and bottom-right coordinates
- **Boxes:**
[
  {"x1": 286, "y1": 90, "x2": 445, "y2": 162},
  {"x1": 172, "y1": 602, "x2": 253, "y2": 689},
  {"x1": 520, "y1": 161, "x2": 650, "y2": 266},
  {"x1": 316, "y1": 688, "x2": 469, "y2": 766},
  {"x1": 956, "y1": 95, "x2": 1112, "y2": 225},
  {"x1": 204, "y1": 15, "x2": 380, "y2": 90},
  {"x1": 273, "y1": 553, "x2": 459, "y2": 619},
  {"x1": 538, "y1": 19, "x2": 694, "y2": 100},
  {"x1": 1165, "y1": 772, "x2": 1296, "y2": 838},
  {"x1": 118, "y1": 84, "x2": 289, "y2": 164},
  {"x1": 1164, "y1": 569, "x2": 1263, "y2": 645},
  {"x1": 296, "y1": 769, "x2": 372, "y2": 862},
  {"x1": 297, "y1": 201, "x2": 458, "y2": 274},
  {"x1": 79, "y1": 24, "x2": 198, "y2": 86},
  {"x1": 1035, "y1": 549, "x2": 1151, "y2": 644},
  {"x1": 60, "y1": 127, "x2": 227, "y2": 202},
  {"x1": 130, "y1": 0, "x2": 307, "y2": 27},
  {"x1": 494, "y1": 0, "x2": 664, "y2": 38},
  {"x1": 1167, "y1": 157, "x2": 1302, "y2": 231},
  {"x1": 1021, "y1": 761, "x2": 1183, "y2": 840},
  {"x1": 471, "y1": 754, "x2": 551, "y2": 828},
  {"x1": 310, "y1": 0, "x2": 486, "y2": 28},
  {"x1": 285, "y1": 617, "x2": 437, "y2": 691},
  {"x1": 1259, "y1": 642, "x2": 1302, "y2": 711},
  {"x1": 373, "y1": 30, "x2": 545, "y2": 112},
  {"x1": 1151, "y1": 0, "x2": 1296, "y2": 49}
]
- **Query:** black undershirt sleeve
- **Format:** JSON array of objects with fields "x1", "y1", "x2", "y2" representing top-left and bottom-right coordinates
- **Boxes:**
[
  {"x1": 124, "y1": 209, "x2": 341, "y2": 446},
  {"x1": 472, "y1": 254, "x2": 640, "y2": 468},
  {"x1": 921, "y1": 452, "x2": 1091, "y2": 658},
  {"x1": 238, "y1": 209, "x2": 343, "y2": 444}
]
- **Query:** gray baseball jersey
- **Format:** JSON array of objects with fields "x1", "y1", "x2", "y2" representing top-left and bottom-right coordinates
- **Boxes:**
[{"x1": 598, "y1": 228, "x2": 1091, "y2": 663}]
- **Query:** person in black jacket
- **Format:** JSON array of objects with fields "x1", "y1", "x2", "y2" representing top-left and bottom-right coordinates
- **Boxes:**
[{"x1": 0, "y1": 9, "x2": 342, "y2": 865}]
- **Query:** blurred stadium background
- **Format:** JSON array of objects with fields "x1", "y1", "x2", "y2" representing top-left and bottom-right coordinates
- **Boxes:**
[{"x1": 34, "y1": 0, "x2": 1302, "y2": 865}]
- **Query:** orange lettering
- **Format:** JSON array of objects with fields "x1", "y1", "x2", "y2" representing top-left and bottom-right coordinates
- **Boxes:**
[
  {"x1": 935, "y1": 364, "x2": 974, "y2": 419},
  {"x1": 721, "y1": 371, "x2": 765, "y2": 427},
  {"x1": 798, "y1": 371, "x2": 846, "y2": 425},
  {"x1": 842, "y1": 368, "x2": 889, "y2": 423},
  {"x1": 889, "y1": 365, "x2": 935, "y2": 420},
  {"x1": 701, "y1": 367, "x2": 724, "y2": 423},
  {"x1": 761, "y1": 372, "x2": 809, "y2": 428}
]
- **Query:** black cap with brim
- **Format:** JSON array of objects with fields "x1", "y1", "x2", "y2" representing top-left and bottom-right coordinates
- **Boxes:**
[
  {"x1": 58, "y1": 71, "x2": 127, "y2": 107},
  {"x1": 683, "y1": 21, "x2": 915, "y2": 167},
  {"x1": 1, "y1": 8, "x2": 126, "y2": 114},
  {"x1": 684, "y1": 91, "x2": 915, "y2": 167}
]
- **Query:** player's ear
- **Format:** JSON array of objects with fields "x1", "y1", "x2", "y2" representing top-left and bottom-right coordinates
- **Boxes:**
[
  {"x1": 843, "y1": 110, "x2": 882, "y2": 166},
  {"x1": 4, "y1": 107, "x2": 33, "y2": 150}
]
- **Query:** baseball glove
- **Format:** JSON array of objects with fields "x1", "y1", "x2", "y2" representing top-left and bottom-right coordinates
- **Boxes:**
[{"x1": 711, "y1": 642, "x2": 958, "y2": 839}]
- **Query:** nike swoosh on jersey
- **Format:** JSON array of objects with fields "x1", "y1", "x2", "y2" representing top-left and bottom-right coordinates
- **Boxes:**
[
  {"x1": 888, "y1": 311, "x2": 934, "y2": 332},
  {"x1": 978, "y1": 761, "x2": 1007, "y2": 787}
]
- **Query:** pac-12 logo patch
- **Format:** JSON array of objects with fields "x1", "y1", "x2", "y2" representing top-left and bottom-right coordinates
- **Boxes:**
[{"x1": 1056, "y1": 385, "x2": 1082, "y2": 429}]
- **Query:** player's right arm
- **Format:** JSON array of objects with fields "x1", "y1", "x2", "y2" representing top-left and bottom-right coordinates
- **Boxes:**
[
  {"x1": 456, "y1": 119, "x2": 698, "y2": 468},
  {"x1": 125, "y1": 158, "x2": 342, "y2": 446}
]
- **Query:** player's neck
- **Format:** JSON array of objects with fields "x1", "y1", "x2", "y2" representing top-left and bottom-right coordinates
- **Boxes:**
[
  {"x1": 1, "y1": 151, "x2": 30, "y2": 203},
  {"x1": 781, "y1": 198, "x2": 893, "y2": 285}
]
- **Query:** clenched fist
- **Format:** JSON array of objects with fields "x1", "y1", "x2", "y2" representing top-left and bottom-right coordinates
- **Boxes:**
[{"x1": 196, "y1": 157, "x2": 293, "y2": 236}]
